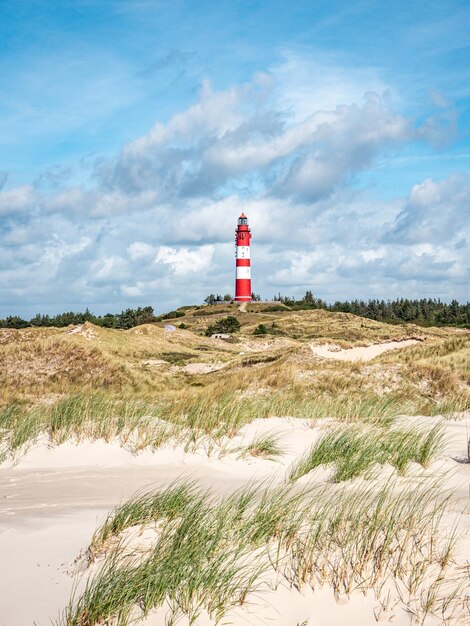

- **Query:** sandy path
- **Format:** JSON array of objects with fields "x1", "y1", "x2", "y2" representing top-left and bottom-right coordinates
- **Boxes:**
[
  {"x1": 310, "y1": 339, "x2": 419, "y2": 361},
  {"x1": 172, "y1": 361, "x2": 229, "y2": 374},
  {"x1": 0, "y1": 417, "x2": 468, "y2": 626}
]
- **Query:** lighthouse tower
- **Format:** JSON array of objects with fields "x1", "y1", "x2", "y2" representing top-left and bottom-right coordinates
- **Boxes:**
[{"x1": 234, "y1": 213, "x2": 252, "y2": 302}]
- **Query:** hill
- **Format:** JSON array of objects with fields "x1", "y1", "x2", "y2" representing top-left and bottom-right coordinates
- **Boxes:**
[
  {"x1": 1, "y1": 305, "x2": 469, "y2": 626},
  {"x1": 0, "y1": 306, "x2": 468, "y2": 442}
]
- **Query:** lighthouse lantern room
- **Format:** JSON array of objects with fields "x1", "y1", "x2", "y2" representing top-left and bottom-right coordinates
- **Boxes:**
[{"x1": 234, "y1": 213, "x2": 252, "y2": 302}]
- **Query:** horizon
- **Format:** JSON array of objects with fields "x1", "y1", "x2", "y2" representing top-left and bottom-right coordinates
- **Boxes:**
[
  {"x1": 2, "y1": 294, "x2": 469, "y2": 323},
  {"x1": 1, "y1": 1, "x2": 469, "y2": 317}
]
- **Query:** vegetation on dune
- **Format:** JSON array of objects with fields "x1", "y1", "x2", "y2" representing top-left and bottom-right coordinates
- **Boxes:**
[
  {"x1": 205, "y1": 315, "x2": 241, "y2": 336},
  {"x1": 271, "y1": 292, "x2": 470, "y2": 327},
  {"x1": 1, "y1": 383, "x2": 465, "y2": 464},
  {"x1": 243, "y1": 433, "x2": 285, "y2": 459},
  {"x1": 0, "y1": 308, "x2": 468, "y2": 460},
  {"x1": 60, "y1": 477, "x2": 466, "y2": 626},
  {"x1": 0, "y1": 335, "x2": 137, "y2": 403},
  {"x1": 0, "y1": 394, "x2": 171, "y2": 462},
  {"x1": 1, "y1": 306, "x2": 467, "y2": 625},
  {"x1": 254, "y1": 323, "x2": 268, "y2": 335},
  {"x1": 288, "y1": 422, "x2": 447, "y2": 482}
]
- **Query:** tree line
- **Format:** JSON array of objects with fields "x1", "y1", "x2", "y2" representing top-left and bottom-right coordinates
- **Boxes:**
[
  {"x1": 273, "y1": 291, "x2": 470, "y2": 327},
  {"x1": 0, "y1": 306, "x2": 159, "y2": 330},
  {"x1": 1, "y1": 293, "x2": 469, "y2": 330}
]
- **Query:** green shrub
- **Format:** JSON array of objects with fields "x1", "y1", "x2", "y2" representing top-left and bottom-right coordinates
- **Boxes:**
[
  {"x1": 254, "y1": 324, "x2": 268, "y2": 335},
  {"x1": 205, "y1": 316, "x2": 241, "y2": 336}
]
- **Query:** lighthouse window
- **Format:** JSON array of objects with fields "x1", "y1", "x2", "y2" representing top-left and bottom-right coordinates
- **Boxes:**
[{"x1": 239, "y1": 218, "x2": 247, "y2": 225}]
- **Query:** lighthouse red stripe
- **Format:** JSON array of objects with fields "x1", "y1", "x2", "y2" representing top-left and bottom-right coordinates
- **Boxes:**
[
  {"x1": 235, "y1": 278, "x2": 251, "y2": 300},
  {"x1": 236, "y1": 259, "x2": 250, "y2": 266}
]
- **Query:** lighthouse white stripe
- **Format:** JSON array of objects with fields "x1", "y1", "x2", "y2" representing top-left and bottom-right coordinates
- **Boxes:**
[
  {"x1": 236, "y1": 245, "x2": 250, "y2": 259},
  {"x1": 236, "y1": 266, "x2": 251, "y2": 279}
]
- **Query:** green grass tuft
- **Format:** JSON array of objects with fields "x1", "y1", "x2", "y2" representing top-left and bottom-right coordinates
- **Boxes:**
[
  {"x1": 243, "y1": 433, "x2": 285, "y2": 459},
  {"x1": 289, "y1": 421, "x2": 447, "y2": 482}
]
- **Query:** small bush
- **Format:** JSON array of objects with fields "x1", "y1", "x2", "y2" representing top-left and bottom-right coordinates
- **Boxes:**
[
  {"x1": 158, "y1": 310, "x2": 185, "y2": 321},
  {"x1": 254, "y1": 324, "x2": 268, "y2": 335},
  {"x1": 205, "y1": 315, "x2": 241, "y2": 336}
]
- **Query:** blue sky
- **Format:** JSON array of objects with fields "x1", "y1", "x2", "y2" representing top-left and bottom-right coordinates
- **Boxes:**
[{"x1": 1, "y1": 0, "x2": 469, "y2": 316}]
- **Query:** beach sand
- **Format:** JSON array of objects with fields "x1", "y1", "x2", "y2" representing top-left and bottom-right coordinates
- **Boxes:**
[{"x1": 0, "y1": 415, "x2": 468, "y2": 626}]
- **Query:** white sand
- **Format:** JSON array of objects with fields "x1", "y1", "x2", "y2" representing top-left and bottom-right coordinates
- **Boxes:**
[
  {"x1": 310, "y1": 339, "x2": 420, "y2": 361},
  {"x1": 0, "y1": 416, "x2": 468, "y2": 626},
  {"x1": 172, "y1": 361, "x2": 229, "y2": 374}
]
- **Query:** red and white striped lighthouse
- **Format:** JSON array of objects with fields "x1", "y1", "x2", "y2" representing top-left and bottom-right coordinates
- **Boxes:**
[{"x1": 234, "y1": 213, "x2": 252, "y2": 302}]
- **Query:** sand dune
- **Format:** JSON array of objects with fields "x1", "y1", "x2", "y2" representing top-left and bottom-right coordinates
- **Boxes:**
[{"x1": 0, "y1": 416, "x2": 468, "y2": 626}]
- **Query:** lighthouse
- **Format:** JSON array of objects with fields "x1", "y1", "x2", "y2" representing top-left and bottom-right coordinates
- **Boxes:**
[{"x1": 234, "y1": 213, "x2": 252, "y2": 302}]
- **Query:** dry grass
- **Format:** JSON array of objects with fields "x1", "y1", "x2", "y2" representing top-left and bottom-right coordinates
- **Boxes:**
[{"x1": 0, "y1": 313, "x2": 468, "y2": 460}]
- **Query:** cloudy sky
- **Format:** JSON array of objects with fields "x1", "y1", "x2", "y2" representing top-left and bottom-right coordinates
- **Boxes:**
[{"x1": 1, "y1": 0, "x2": 469, "y2": 317}]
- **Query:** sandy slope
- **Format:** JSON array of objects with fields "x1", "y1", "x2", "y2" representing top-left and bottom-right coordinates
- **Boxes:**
[
  {"x1": 0, "y1": 417, "x2": 468, "y2": 626},
  {"x1": 310, "y1": 339, "x2": 419, "y2": 361}
]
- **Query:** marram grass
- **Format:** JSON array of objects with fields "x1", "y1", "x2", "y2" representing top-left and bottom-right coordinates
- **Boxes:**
[
  {"x1": 0, "y1": 389, "x2": 432, "y2": 462},
  {"x1": 0, "y1": 347, "x2": 467, "y2": 464},
  {"x1": 243, "y1": 433, "x2": 285, "y2": 459},
  {"x1": 59, "y1": 476, "x2": 466, "y2": 626},
  {"x1": 288, "y1": 421, "x2": 447, "y2": 482}
]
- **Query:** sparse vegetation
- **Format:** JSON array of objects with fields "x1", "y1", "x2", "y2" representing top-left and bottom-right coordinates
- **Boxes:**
[
  {"x1": 243, "y1": 433, "x2": 284, "y2": 459},
  {"x1": 1, "y1": 306, "x2": 468, "y2": 626},
  {"x1": 254, "y1": 323, "x2": 268, "y2": 335},
  {"x1": 288, "y1": 422, "x2": 447, "y2": 482},
  {"x1": 60, "y1": 477, "x2": 466, "y2": 626}
]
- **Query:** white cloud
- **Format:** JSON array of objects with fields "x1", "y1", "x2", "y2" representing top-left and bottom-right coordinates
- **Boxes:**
[
  {"x1": 0, "y1": 185, "x2": 35, "y2": 215},
  {"x1": 155, "y1": 245, "x2": 215, "y2": 276},
  {"x1": 90, "y1": 256, "x2": 129, "y2": 282},
  {"x1": 41, "y1": 235, "x2": 92, "y2": 267},
  {"x1": 273, "y1": 50, "x2": 390, "y2": 120},
  {"x1": 127, "y1": 241, "x2": 156, "y2": 260},
  {"x1": 0, "y1": 60, "x2": 467, "y2": 317},
  {"x1": 96, "y1": 73, "x2": 416, "y2": 204},
  {"x1": 388, "y1": 173, "x2": 470, "y2": 244}
]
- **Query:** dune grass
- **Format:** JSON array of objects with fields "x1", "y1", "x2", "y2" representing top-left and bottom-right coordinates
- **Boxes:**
[
  {"x1": 0, "y1": 389, "x2": 422, "y2": 462},
  {"x1": 0, "y1": 315, "x2": 468, "y2": 462},
  {"x1": 0, "y1": 393, "x2": 174, "y2": 460},
  {"x1": 243, "y1": 433, "x2": 285, "y2": 459},
  {"x1": 289, "y1": 422, "x2": 447, "y2": 482},
  {"x1": 59, "y1": 476, "x2": 465, "y2": 626},
  {"x1": 1, "y1": 380, "x2": 462, "y2": 464},
  {"x1": 2, "y1": 327, "x2": 467, "y2": 465},
  {"x1": 63, "y1": 482, "x2": 302, "y2": 626}
]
